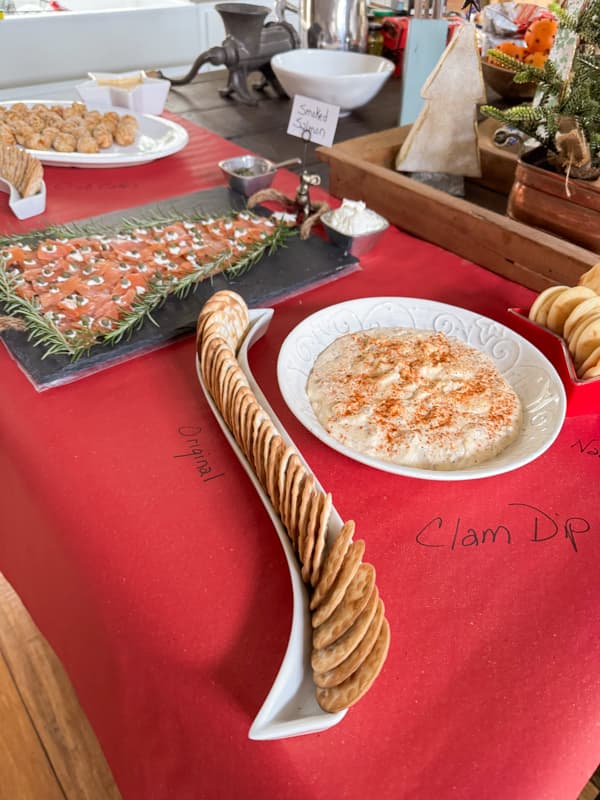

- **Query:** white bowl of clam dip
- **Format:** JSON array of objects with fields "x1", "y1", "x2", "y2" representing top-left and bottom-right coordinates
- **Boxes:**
[{"x1": 277, "y1": 297, "x2": 566, "y2": 480}]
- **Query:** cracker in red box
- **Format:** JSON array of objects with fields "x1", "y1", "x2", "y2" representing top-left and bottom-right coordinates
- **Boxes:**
[{"x1": 507, "y1": 266, "x2": 600, "y2": 415}]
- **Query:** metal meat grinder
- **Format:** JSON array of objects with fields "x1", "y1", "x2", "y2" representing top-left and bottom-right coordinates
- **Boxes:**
[{"x1": 161, "y1": 2, "x2": 298, "y2": 105}]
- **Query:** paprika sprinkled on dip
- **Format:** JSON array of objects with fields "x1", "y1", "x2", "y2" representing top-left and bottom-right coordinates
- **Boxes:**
[{"x1": 306, "y1": 328, "x2": 522, "y2": 470}]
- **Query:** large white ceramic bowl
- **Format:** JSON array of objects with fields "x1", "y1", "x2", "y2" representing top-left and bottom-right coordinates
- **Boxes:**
[{"x1": 271, "y1": 49, "x2": 394, "y2": 113}]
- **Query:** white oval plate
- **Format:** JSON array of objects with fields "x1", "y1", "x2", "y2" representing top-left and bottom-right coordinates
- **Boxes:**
[
  {"x1": 0, "y1": 100, "x2": 188, "y2": 168},
  {"x1": 196, "y1": 308, "x2": 346, "y2": 740},
  {"x1": 277, "y1": 297, "x2": 567, "y2": 481}
]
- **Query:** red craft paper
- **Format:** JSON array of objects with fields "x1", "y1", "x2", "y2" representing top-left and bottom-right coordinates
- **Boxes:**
[{"x1": 1, "y1": 116, "x2": 599, "y2": 800}]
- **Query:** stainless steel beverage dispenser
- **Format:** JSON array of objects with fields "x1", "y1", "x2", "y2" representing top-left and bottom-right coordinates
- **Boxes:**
[{"x1": 276, "y1": 0, "x2": 368, "y2": 51}]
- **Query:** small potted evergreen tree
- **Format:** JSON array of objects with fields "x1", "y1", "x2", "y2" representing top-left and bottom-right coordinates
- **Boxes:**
[{"x1": 481, "y1": 0, "x2": 600, "y2": 251}]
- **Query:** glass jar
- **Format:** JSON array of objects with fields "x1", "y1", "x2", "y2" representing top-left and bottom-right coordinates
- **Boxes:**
[{"x1": 367, "y1": 23, "x2": 384, "y2": 56}]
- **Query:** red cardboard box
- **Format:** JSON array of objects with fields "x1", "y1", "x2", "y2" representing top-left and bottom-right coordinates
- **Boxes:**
[{"x1": 507, "y1": 308, "x2": 600, "y2": 417}]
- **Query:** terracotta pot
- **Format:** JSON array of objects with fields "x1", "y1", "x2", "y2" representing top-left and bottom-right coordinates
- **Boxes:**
[{"x1": 508, "y1": 148, "x2": 600, "y2": 253}]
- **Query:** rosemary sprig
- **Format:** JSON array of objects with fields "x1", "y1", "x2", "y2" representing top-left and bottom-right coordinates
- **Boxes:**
[
  {"x1": 101, "y1": 225, "x2": 294, "y2": 348},
  {"x1": 0, "y1": 206, "x2": 246, "y2": 249},
  {"x1": 0, "y1": 260, "x2": 80, "y2": 358},
  {"x1": 223, "y1": 220, "x2": 293, "y2": 280}
]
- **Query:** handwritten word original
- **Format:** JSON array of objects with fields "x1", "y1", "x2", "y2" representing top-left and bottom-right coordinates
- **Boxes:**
[
  {"x1": 173, "y1": 426, "x2": 224, "y2": 483},
  {"x1": 416, "y1": 503, "x2": 591, "y2": 553}
]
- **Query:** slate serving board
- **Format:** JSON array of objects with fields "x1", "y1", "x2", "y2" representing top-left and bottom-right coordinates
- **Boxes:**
[{"x1": 1, "y1": 186, "x2": 358, "y2": 390}]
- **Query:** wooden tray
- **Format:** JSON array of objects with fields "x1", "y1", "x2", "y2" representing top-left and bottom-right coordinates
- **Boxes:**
[{"x1": 317, "y1": 120, "x2": 598, "y2": 292}]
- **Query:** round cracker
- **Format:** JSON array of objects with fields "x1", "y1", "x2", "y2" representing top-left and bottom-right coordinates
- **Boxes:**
[
  {"x1": 310, "y1": 520, "x2": 355, "y2": 611},
  {"x1": 277, "y1": 446, "x2": 296, "y2": 519},
  {"x1": 574, "y1": 315, "x2": 600, "y2": 366},
  {"x1": 316, "y1": 617, "x2": 390, "y2": 713},
  {"x1": 528, "y1": 285, "x2": 568, "y2": 327},
  {"x1": 254, "y1": 418, "x2": 274, "y2": 487},
  {"x1": 199, "y1": 332, "x2": 229, "y2": 386},
  {"x1": 197, "y1": 300, "x2": 230, "y2": 337},
  {"x1": 286, "y1": 458, "x2": 307, "y2": 548},
  {"x1": 260, "y1": 423, "x2": 278, "y2": 489},
  {"x1": 199, "y1": 332, "x2": 226, "y2": 384},
  {"x1": 204, "y1": 343, "x2": 230, "y2": 402},
  {"x1": 277, "y1": 442, "x2": 295, "y2": 525},
  {"x1": 216, "y1": 305, "x2": 249, "y2": 350},
  {"x1": 564, "y1": 297, "x2": 600, "y2": 341},
  {"x1": 213, "y1": 355, "x2": 240, "y2": 416},
  {"x1": 296, "y1": 475, "x2": 316, "y2": 561},
  {"x1": 208, "y1": 289, "x2": 247, "y2": 311},
  {"x1": 301, "y1": 491, "x2": 323, "y2": 583},
  {"x1": 577, "y1": 343, "x2": 600, "y2": 378},
  {"x1": 243, "y1": 401, "x2": 265, "y2": 463},
  {"x1": 227, "y1": 378, "x2": 250, "y2": 440},
  {"x1": 240, "y1": 392, "x2": 258, "y2": 453},
  {"x1": 234, "y1": 388, "x2": 255, "y2": 454},
  {"x1": 265, "y1": 435, "x2": 285, "y2": 507},
  {"x1": 220, "y1": 365, "x2": 241, "y2": 420},
  {"x1": 581, "y1": 364, "x2": 600, "y2": 380},
  {"x1": 197, "y1": 295, "x2": 248, "y2": 350},
  {"x1": 578, "y1": 262, "x2": 600, "y2": 293},
  {"x1": 201, "y1": 289, "x2": 246, "y2": 317},
  {"x1": 199, "y1": 318, "x2": 228, "y2": 347},
  {"x1": 545, "y1": 285, "x2": 597, "y2": 334},
  {"x1": 312, "y1": 562, "x2": 375, "y2": 650},
  {"x1": 312, "y1": 539, "x2": 366, "y2": 628},
  {"x1": 310, "y1": 491, "x2": 332, "y2": 587},
  {"x1": 567, "y1": 311, "x2": 600, "y2": 357},
  {"x1": 207, "y1": 341, "x2": 234, "y2": 400},
  {"x1": 314, "y1": 597, "x2": 385, "y2": 688},
  {"x1": 311, "y1": 585, "x2": 379, "y2": 674},
  {"x1": 281, "y1": 453, "x2": 303, "y2": 538}
]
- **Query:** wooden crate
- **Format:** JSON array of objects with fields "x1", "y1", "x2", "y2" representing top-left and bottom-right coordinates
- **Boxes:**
[{"x1": 316, "y1": 121, "x2": 598, "y2": 292}]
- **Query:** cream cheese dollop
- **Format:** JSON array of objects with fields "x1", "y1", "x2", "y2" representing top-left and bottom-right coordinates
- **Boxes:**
[{"x1": 326, "y1": 199, "x2": 387, "y2": 236}]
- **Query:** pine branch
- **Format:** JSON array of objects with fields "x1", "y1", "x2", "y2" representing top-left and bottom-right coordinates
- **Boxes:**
[
  {"x1": 482, "y1": 15, "x2": 600, "y2": 170},
  {"x1": 485, "y1": 50, "x2": 524, "y2": 73},
  {"x1": 549, "y1": 3, "x2": 579, "y2": 31},
  {"x1": 577, "y1": 1, "x2": 600, "y2": 44}
]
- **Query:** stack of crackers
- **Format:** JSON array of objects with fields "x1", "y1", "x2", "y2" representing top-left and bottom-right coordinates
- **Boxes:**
[
  {"x1": 0, "y1": 145, "x2": 44, "y2": 199},
  {"x1": 529, "y1": 264, "x2": 600, "y2": 380},
  {"x1": 197, "y1": 291, "x2": 390, "y2": 714}
]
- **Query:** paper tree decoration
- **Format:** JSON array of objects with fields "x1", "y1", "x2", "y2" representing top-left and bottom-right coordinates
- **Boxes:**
[{"x1": 395, "y1": 23, "x2": 486, "y2": 177}]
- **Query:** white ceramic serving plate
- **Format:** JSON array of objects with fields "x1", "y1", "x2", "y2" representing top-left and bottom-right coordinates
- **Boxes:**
[
  {"x1": 277, "y1": 297, "x2": 567, "y2": 481},
  {"x1": 271, "y1": 49, "x2": 394, "y2": 113},
  {"x1": 196, "y1": 308, "x2": 347, "y2": 740},
  {"x1": 0, "y1": 101, "x2": 188, "y2": 168}
]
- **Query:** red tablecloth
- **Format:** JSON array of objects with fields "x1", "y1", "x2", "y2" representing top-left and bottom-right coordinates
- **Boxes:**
[{"x1": 1, "y1": 116, "x2": 599, "y2": 800}]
